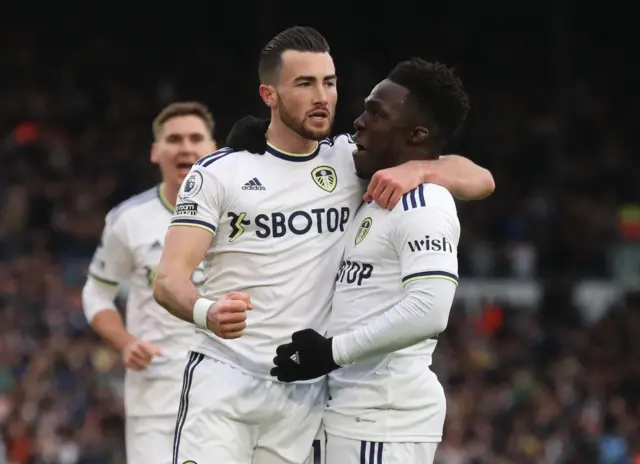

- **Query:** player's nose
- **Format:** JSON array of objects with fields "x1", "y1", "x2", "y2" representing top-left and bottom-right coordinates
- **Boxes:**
[
  {"x1": 178, "y1": 141, "x2": 198, "y2": 155},
  {"x1": 354, "y1": 113, "x2": 365, "y2": 131},
  {"x1": 311, "y1": 84, "x2": 329, "y2": 105}
]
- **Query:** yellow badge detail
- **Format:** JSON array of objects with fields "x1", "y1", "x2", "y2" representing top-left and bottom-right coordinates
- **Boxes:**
[
  {"x1": 355, "y1": 217, "x2": 372, "y2": 245},
  {"x1": 311, "y1": 166, "x2": 337, "y2": 193},
  {"x1": 145, "y1": 266, "x2": 157, "y2": 287}
]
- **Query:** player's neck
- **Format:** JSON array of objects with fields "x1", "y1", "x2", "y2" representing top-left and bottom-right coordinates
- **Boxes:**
[
  {"x1": 266, "y1": 119, "x2": 318, "y2": 155},
  {"x1": 160, "y1": 182, "x2": 179, "y2": 209}
]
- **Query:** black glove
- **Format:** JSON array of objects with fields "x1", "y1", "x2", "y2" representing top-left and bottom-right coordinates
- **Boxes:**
[
  {"x1": 225, "y1": 115, "x2": 270, "y2": 154},
  {"x1": 270, "y1": 329, "x2": 340, "y2": 382}
]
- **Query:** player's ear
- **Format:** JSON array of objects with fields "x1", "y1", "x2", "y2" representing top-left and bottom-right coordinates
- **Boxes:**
[
  {"x1": 150, "y1": 143, "x2": 160, "y2": 164},
  {"x1": 210, "y1": 138, "x2": 218, "y2": 152},
  {"x1": 409, "y1": 126, "x2": 429, "y2": 145},
  {"x1": 259, "y1": 84, "x2": 277, "y2": 109}
]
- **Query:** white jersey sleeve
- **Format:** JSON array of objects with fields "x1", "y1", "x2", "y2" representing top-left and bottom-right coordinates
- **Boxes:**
[
  {"x1": 170, "y1": 151, "x2": 231, "y2": 234},
  {"x1": 88, "y1": 211, "x2": 134, "y2": 287},
  {"x1": 392, "y1": 184, "x2": 460, "y2": 287},
  {"x1": 332, "y1": 184, "x2": 460, "y2": 365}
]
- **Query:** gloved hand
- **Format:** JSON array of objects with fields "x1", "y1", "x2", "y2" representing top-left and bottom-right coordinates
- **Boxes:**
[
  {"x1": 225, "y1": 116, "x2": 270, "y2": 154},
  {"x1": 270, "y1": 329, "x2": 340, "y2": 382}
]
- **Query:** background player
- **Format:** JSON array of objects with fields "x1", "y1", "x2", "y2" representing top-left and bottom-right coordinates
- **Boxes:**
[
  {"x1": 81, "y1": 102, "x2": 217, "y2": 464},
  {"x1": 154, "y1": 27, "x2": 493, "y2": 464},
  {"x1": 270, "y1": 59, "x2": 469, "y2": 463}
]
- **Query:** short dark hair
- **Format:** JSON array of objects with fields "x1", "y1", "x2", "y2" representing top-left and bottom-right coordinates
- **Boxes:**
[
  {"x1": 259, "y1": 26, "x2": 330, "y2": 83},
  {"x1": 152, "y1": 101, "x2": 215, "y2": 139},
  {"x1": 388, "y1": 59, "x2": 470, "y2": 149}
]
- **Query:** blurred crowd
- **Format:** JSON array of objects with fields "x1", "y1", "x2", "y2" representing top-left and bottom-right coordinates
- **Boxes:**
[
  {"x1": 1, "y1": 12, "x2": 639, "y2": 464},
  {"x1": 434, "y1": 296, "x2": 640, "y2": 464}
]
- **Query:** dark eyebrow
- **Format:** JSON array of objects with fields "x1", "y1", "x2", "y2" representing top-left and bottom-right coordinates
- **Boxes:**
[
  {"x1": 364, "y1": 98, "x2": 388, "y2": 116},
  {"x1": 166, "y1": 131, "x2": 205, "y2": 140},
  {"x1": 294, "y1": 74, "x2": 338, "y2": 83}
]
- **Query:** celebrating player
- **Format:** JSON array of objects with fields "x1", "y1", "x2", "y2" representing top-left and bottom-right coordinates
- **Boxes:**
[
  {"x1": 81, "y1": 102, "x2": 217, "y2": 464},
  {"x1": 271, "y1": 59, "x2": 468, "y2": 464},
  {"x1": 153, "y1": 27, "x2": 493, "y2": 464}
]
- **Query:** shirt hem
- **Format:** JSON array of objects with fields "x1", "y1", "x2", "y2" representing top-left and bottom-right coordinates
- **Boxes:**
[{"x1": 191, "y1": 347, "x2": 326, "y2": 385}]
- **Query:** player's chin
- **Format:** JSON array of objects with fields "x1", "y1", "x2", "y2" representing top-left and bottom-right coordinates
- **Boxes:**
[
  {"x1": 353, "y1": 152, "x2": 375, "y2": 180},
  {"x1": 352, "y1": 147, "x2": 370, "y2": 163},
  {"x1": 304, "y1": 119, "x2": 331, "y2": 140}
]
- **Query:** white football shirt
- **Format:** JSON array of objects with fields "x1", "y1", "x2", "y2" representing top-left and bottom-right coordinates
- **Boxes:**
[
  {"x1": 87, "y1": 185, "x2": 202, "y2": 417},
  {"x1": 170, "y1": 135, "x2": 363, "y2": 380},
  {"x1": 324, "y1": 183, "x2": 460, "y2": 442}
]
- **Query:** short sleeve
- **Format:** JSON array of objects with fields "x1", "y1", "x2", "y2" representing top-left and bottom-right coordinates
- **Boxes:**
[
  {"x1": 170, "y1": 165, "x2": 224, "y2": 235},
  {"x1": 88, "y1": 214, "x2": 133, "y2": 286},
  {"x1": 390, "y1": 189, "x2": 460, "y2": 287}
]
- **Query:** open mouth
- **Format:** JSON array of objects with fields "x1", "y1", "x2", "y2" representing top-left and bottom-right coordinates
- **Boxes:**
[
  {"x1": 176, "y1": 162, "x2": 194, "y2": 176},
  {"x1": 308, "y1": 110, "x2": 329, "y2": 121}
]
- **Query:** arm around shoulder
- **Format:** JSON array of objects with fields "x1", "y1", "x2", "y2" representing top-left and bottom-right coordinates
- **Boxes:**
[{"x1": 422, "y1": 155, "x2": 495, "y2": 200}]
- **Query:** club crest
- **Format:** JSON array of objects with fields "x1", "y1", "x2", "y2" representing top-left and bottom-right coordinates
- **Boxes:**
[
  {"x1": 311, "y1": 166, "x2": 337, "y2": 193},
  {"x1": 355, "y1": 217, "x2": 373, "y2": 245}
]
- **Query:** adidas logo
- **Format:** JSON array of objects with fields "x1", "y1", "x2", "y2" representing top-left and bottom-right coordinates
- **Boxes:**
[
  {"x1": 290, "y1": 352, "x2": 300, "y2": 364},
  {"x1": 150, "y1": 240, "x2": 163, "y2": 250},
  {"x1": 242, "y1": 177, "x2": 266, "y2": 191}
]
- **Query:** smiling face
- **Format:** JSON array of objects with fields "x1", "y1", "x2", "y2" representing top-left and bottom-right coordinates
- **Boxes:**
[
  {"x1": 352, "y1": 79, "x2": 414, "y2": 179},
  {"x1": 260, "y1": 50, "x2": 338, "y2": 141},
  {"x1": 151, "y1": 114, "x2": 217, "y2": 188}
]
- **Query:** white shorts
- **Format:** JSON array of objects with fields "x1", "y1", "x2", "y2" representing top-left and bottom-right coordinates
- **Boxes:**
[
  {"x1": 126, "y1": 415, "x2": 176, "y2": 464},
  {"x1": 326, "y1": 433, "x2": 438, "y2": 464},
  {"x1": 173, "y1": 351, "x2": 327, "y2": 464}
]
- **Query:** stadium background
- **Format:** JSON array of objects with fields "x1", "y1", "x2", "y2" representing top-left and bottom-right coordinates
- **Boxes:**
[{"x1": 1, "y1": 5, "x2": 639, "y2": 463}]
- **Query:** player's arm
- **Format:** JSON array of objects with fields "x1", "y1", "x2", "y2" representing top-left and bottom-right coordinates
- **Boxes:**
[
  {"x1": 153, "y1": 166, "x2": 251, "y2": 338},
  {"x1": 82, "y1": 214, "x2": 161, "y2": 369},
  {"x1": 426, "y1": 155, "x2": 495, "y2": 200},
  {"x1": 365, "y1": 156, "x2": 495, "y2": 207},
  {"x1": 82, "y1": 217, "x2": 134, "y2": 351},
  {"x1": 271, "y1": 194, "x2": 460, "y2": 382},
  {"x1": 332, "y1": 204, "x2": 458, "y2": 365},
  {"x1": 153, "y1": 225, "x2": 211, "y2": 323}
]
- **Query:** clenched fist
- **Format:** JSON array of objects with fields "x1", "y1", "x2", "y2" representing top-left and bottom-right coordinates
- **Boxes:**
[
  {"x1": 122, "y1": 339, "x2": 162, "y2": 371},
  {"x1": 207, "y1": 291, "x2": 253, "y2": 339}
]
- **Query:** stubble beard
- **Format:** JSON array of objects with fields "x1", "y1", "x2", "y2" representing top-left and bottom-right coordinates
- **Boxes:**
[{"x1": 278, "y1": 96, "x2": 333, "y2": 142}]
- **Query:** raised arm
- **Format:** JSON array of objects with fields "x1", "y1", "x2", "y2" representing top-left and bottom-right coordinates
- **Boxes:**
[
  {"x1": 424, "y1": 155, "x2": 495, "y2": 200},
  {"x1": 365, "y1": 155, "x2": 495, "y2": 208}
]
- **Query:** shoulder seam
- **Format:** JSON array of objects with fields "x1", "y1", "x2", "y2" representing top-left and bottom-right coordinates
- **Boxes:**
[
  {"x1": 109, "y1": 187, "x2": 157, "y2": 225},
  {"x1": 195, "y1": 147, "x2": 239, "y2": 168}
]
